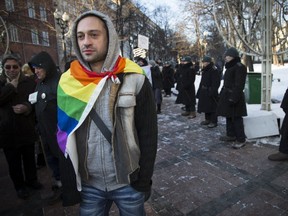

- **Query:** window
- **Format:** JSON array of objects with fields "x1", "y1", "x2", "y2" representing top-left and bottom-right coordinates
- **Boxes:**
[
  {"x1": 41, "y1": 31, "x2": 49, "y2": 46},
  {"x1": 9, "y1": 25, "x2": 18, "y2": 42},
  {"x1": 39, "y1": 6, "x2": 47, "y2": 21},
  {"x1": 5, "y1": 0, "x2": 14, "y2": 11},
  {"x1": 27, "y1": 1, "x2": 35, "y2": 18},
  {"x1": 31, "y1": 29, "x2": 39, "y2": 44}
]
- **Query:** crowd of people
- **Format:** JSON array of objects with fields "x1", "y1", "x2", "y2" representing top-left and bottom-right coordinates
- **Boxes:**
[
  {"x1": 0, "y1": 9, "x2": 287, "y2": 216},
  {"x1": 136, "y1": 46, "x2": 246, "y2": 150}
]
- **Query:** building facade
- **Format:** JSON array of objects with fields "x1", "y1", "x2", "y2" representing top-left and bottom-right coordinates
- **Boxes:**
[{"x1": 0, "y1": 0, "x2": 59, "y2": 67}]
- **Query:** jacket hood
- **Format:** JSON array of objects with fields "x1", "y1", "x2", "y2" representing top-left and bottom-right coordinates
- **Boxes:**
[
  {"x1": 28, "y1": 51, "x2": 58, "y2": 80},
  {"x1": 71, "y1": 10, "x2": 120, "y2": 72}
]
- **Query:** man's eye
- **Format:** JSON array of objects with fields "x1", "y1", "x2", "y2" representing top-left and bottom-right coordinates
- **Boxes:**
[
  {"x1": 90, "y1": 33, "x2": 98, "y2": 38},
  {"x1": 77, "y1": 35, "x2": 84, "y2": 40}
]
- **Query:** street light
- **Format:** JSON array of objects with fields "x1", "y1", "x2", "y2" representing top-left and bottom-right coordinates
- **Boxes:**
[{"x1": 53, "y1": 9, "x2": 70, "y2": 64}]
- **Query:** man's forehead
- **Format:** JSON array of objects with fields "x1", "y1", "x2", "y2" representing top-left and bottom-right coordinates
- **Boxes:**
[
  {"x1": 77, "y1": 16, "x2": 105, "y2": 30},
  {"x1": 5, "y1": 59, "x2": 18, "y2": 64}
]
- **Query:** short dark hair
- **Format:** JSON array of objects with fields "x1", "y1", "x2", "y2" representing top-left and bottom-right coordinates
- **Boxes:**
[{"x1": 2, "y1": 54, "x2": 21, "y2": 67}]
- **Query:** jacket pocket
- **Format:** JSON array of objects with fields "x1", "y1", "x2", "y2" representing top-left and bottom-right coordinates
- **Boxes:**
[{"x1": 117, "y1": 93, "x2": 136, "y2": 107}]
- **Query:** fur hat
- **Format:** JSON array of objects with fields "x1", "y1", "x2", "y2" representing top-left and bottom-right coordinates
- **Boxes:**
[
  {"x1": 224, "y1": 47, "x2": 239, "y2": 58},
  {"x1": 180, "y1": 56, "x2": 192, "y2": 62},
  {"x1": 202, "y1": 56, "x2": 212, "y2": 63}
]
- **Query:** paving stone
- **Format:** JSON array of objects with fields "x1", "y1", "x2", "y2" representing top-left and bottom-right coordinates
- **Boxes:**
[{"x1": 1, "y1": 94, "x2": 288, "y2": 216}]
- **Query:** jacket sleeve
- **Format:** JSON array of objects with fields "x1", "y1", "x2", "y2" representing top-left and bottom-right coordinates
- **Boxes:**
[
  {"x1": 131, "y1": 77, "x2": 158, "y2": 193},
  {"x1": 231, "y1": 64, "x2": 247, "y2": 103},
  {"x1": 59, "y1": 149, "x2": 81, "y2": 206},
  {"x1": 281, "y1": 88, "x2": 288, "y2": 113},
  {"x1": 0, "y1": 81, "x2": 17, "y2": 106}
]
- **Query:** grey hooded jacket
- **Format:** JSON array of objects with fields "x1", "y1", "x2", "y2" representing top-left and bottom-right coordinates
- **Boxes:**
[{"x1": 60, "y1": 10, "x2": 158, "y2": 204}]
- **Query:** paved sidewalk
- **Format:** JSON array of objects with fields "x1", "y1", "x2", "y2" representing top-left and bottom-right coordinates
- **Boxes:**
[{"x1": 1, "y1": 95, "x2": 288, "y2": 216}]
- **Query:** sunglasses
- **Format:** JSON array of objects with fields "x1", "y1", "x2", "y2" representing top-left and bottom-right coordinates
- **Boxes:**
[{"x1": 5, "y1": 65, "x2": 19, "y2": 70}]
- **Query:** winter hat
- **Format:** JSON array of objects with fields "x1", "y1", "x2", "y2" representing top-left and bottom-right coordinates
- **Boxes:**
[
  {"x1": 181, "y1": 56, "x2": 192, "y2": 62},
  {"x1": 149, "y1": 60, "x2": 156, "y2": 67},
  {"x1": 202, "y1": 56, "x2": 212, "y2": 63},
  {"x1": 224, "y1": 47, "x2": 239, "y2": 58}
]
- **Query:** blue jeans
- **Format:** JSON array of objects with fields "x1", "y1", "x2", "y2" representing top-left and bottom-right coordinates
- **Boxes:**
[{"x1": 80, "y1": 185, "x2": 146, "y2": 216}]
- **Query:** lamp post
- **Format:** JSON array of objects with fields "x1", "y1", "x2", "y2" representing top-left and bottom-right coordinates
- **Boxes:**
[{"x1": 53, "y1": 9, "x2": 70, "y2": 64}]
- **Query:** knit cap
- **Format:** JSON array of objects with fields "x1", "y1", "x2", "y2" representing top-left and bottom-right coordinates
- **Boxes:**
[
  {"x1": 202, "y1": 56, "x2": 212, "y2": 63},
  {"x1": 224, "y1": 47, "x2": 239, "y2": 57}
]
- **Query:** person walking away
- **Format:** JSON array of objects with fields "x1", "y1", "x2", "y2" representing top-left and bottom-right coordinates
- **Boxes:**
[
  {"x1": 196, "y1": 56, "x2": 221, "y2": 128},
  {"x1": 29, "y1": 51, "x2": 80, "y2": 206},
  {"x1": 162, "y1": 61, "x2": 175, "y2": 97},
  {"x1": 176, "y1": 56, "x2": 197, "y2": 119},
  {"x1": 0, "y1": 54, "x2": 42, "y2": 199},
  {"x1": 268, "y1": 88, "x2": 288, "y2": 161},
  {"x1": 150, "y1": 60, "x2": 163, "y2": 114},
  {"x1": 217, "y1": 47, "x2": 247, "y2": 149},
  {"x1": 56, "y1": 10, "x2": 158, "y2": 215}
]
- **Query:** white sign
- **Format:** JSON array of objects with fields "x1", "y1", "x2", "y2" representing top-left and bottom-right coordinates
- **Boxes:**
[{"x1": 138, "y1": 34, "x2": 149, "y2": 50}]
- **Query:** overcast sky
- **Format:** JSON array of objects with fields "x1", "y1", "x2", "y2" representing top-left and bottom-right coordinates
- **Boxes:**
[{"x1": 135, "y1": 0, "x2": 182, "y2": 26}]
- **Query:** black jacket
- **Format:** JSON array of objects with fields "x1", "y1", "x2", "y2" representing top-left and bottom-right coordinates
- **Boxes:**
[
  {"x1": 197, "y1": 63, "x2": 221, "y2": 113},
  {"x1": 217, "y1": 58, "x2": 247, "y2": 117},
  {"x1": 151, "y1": 65, "x2": 163, "y2": 89},
  {"x1": 29, "y1": 52, "x2": 81, "y2": 206},
  {"x1": 29, "y1": 51, "x2": 61, "y2": 156},
  {"x1": 162, "y1": 65, "x2": 175, "y2": 89},
  {"x1": 0, "y1": 73, "x2": 37, "y2": 148},
  {"x1": 175, "y1": 62, "x2": 196, "y2": 106}
]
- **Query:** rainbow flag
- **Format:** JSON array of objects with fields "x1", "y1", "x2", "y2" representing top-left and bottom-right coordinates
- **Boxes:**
[{"x1": 57, "y1": 57, "x2": 145, "y2": 156}]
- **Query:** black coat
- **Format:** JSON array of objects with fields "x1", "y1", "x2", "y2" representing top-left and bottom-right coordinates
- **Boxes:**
[
  {"x1": 162, "y1": 65, "x2": 175, "y2": 89},
  {"x1": 280, "y1": 89, "x2": 288, "y2": 136},
  {"x1": 29, "y1": 51, "x2": 81, "y2": 206},
  {"x1": 176, "y1": 62, "x2": 196, "y2": 106},
  {"x1": 151, "y1": 65, "x2": 163, "y2": 89},
  {"x1": 217, "y1": 58, "x2": 247, "y2": 117},
  {"x1": 197, "y1": 63, "x2": 221, "y2": 113},
  {"x1": 0, "y1": 73, "x2": 38, "y2": 148},
  {"x1": 29, "y1": 52, "x2": 61, "y2": 157}
]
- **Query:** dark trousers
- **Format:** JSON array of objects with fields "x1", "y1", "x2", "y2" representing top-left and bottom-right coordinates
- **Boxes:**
[
  {"x1": 3, "y1": 143, "x2": 37, "y2": 190},
  {"x1": 205, "y1": 112, "x2": 217, "y2": 124},
  {"x1": 185, "y1": 105, "x2": 196, "y2": 112},
  {"x1": 153, "y1": 88, "x2": 162, "y2": 105},
  {"x1": 226, "y1": 117, "x2": 246, "y2": 142},
  {"x1": 164, "y1": 88, "x2": 172, "y2": 96},
  {"x1": 279, "y1": 136, "x2": 288, "y2": 154},
  {"x1": 279, "y1": 114, "x2": 288, "y2": 154}
]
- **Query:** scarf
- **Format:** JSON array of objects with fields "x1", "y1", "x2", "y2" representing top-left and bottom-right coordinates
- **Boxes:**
[{"x1": 57, "y1": 56, "x2": 144, "y2": 156}]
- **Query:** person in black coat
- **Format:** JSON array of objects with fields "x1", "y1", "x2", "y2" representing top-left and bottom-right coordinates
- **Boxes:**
[
  {"x1": 268, "y1": 89, "x2": 288, "y2": 161},
  {"x1": 0, "y1": 54, "x2": 42, "y2": 199},
  {"x1": 150, "y1": 60, "x2": 163, "y2": 114},
  {"x1": 176, "y1": 56, "x2": 197, "y2": 118},
  {"x1": 217, "y1": 47, "x2": 247, "y2": 149},
  {"x1": 29, "y1": 51, "x2": 80, "y2": 205},
  {"x1": 162, "y1": 61, "x2": 175, "y2": 97},
  {"x1": 196, "y1": 56, "x2": 221, "y2": 128}
]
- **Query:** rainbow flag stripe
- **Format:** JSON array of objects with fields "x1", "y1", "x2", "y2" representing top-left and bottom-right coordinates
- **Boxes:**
[{"x1": 57, "y1": 57, "x2": 145, "y2": 154}]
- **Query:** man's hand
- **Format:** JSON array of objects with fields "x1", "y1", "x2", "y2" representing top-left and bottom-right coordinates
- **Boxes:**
[
  {"x1": 12, "y1": 104, "x2": 29, "y2": 114},
  {"x1": 7, "y1": 78, "x2": 18, "y2": 88}
]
